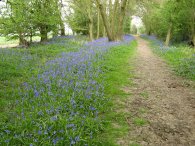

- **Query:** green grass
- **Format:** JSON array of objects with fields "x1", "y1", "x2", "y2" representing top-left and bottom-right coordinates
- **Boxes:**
[
  {"x1": 0, "y1": 37, "x2": 136, "y2": 145},
  {"x1": 133, "y1": 118, "x2": 147, "y2": 126},
  {"x1": 155, "y1": 46, "x2": 195, "y2": 80},
  {"x1": 96, "y1": 41, "x2": 137, "y2": 145},
  {"x1": 0, "y1": 37, "x2": 84, "y2": 113},
  {"x1": 141, "y1": 35, "x2": 195, "y2": 81}
]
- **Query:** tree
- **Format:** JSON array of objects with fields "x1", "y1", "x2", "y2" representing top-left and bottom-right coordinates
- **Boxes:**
[
  {"x1": 31, "y1": 0, "x2": 61, "y2": 42},
  {"x1": 96, "y1": 8, "x2": 100, "y2": 39},
  {"x1": 162, "y1": 0, "x2": 179, "y2": 46},
  {"x1": 140, "y1": 0, "x2": 195, "y2": 47},
  {"x1": 59, "y1": 0, "x2": 65, "y2": 36},
  {"x1": 0, "y1": 0, "x2": 61, "y2": 45},
  {"x1": 65, "y1": 0, "x2": 95, "y2": 41},
  {"x1": 95, "y1": 0, "x2": 129, "y2": 41},
  {"x1": 0, "y1": 0, "x2": 32, "y2": 45},
  {"x1": 181, "y1": 0, "x2": 195, "y2": 47}
]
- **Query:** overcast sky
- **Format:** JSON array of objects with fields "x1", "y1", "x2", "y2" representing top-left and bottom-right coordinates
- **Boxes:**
[
  {"x1": 131, "y1": 16, "x2": 143, "y2": 28},
  {"x1": 0, "y1": 1, "x2": 5, "y2": 6}
]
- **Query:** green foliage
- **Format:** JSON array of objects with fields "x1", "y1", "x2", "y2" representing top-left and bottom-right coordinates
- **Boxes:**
[
  {"x1": 0, "y1": 0, "x2": 61, "y2": 43},
  {"x1": 124, "y1": 16, "x2": 131, "y2": 34},
  {"x1": 131, "y1": 24, "x2": 137, "y2": 34},
  {"x1": 66, "y1": 0, "x2": 93, "y2": 35},
  {"x1": 67, "y1": 10, "x2": 89, "y2": 34},
  {"x1": 160, "y1": 46, "x2": 195, "y2": 80},
  {"x1": 32, "y1": 0, "x2": 61, "y2": 37},
  {"x1": 142, "y1": 0, "x2": 195, "y2": 44},
  {"x1": 0, "y1": 0, "x2": 31, "y2": 40}
]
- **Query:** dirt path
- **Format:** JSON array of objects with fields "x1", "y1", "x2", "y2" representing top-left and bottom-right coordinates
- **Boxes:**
[{"x1": 120, "y1": 37, "x2": 195, "y2": 146}]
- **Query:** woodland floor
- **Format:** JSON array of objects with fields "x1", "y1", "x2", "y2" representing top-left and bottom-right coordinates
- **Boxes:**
[{"x1": 119, "y1": 37, "x2": 195, "y2": 146}]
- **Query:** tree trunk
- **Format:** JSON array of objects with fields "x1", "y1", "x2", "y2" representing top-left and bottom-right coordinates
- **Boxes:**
[
  {"x1": 129, "y1": 18, "x2": 131, "y2": 33},
  {"x1": 19, "y1": 32, "x2": 29, "y2": 47},
  {"x1": 19, "y1": 33, "x2": 25, "y2": 45},
  {"x1": 192, "y1": 10, "x2": 195, "y2": 47},
  {"x1": 193, "y1": 33, "x2": 195, "y2": 47},
  {"x1": 117, "y1": 0, "x2": 128, "y2": 40},
  {"x1": 88, "y1": 14, "x2": 93, "y2": 41},
  {"x1": 147, "y1": 29, "x2": 151, "y2": 36},
  {"x1": 40, "y1": 26, "x2": 48, "y2": 42},
  {"x1": 88, "y1": 2, "x2": 93, "y2": 41},
  {"x1": 111, "y1": 0, "x2": 119, "y2": 39},
  {"x1": 103, "y1": 26, "x2": 106, "y2": 37},
  {"x1": 96, "y1": 9, "x2": 100, "y2": 39},
  {"x1": 89, "y1": 19, "x2": 93, "y2": 41},
  {"x1": 30, "y1": 30, "x2": 33, "y2": 44},
  {"x1": 60, "y1": 22, "x2": 65, "y2": 36},
  {"x1": 60, "y1": 0, "x2": 65, "y2": 36},
  {"x1": 96, "y1": 0, "x2": 114, "y2": 41},
  {"x1": 165, "y1": 23, "x2": 172, "y2": 46},
  {"x1": 109, "y1": 0, "x2": 112, "y2": 27}
]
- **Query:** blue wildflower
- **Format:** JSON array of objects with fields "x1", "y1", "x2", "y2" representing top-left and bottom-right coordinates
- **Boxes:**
[
  {"x1": 4, "y1": 130, "x2": 11, "y2": 134},
  {"x1": 5, "y1": 139, "x2": 10, "y2": 143},
  {"x1": 75, "y1": 136, "x2": 80, "y2": 142},
  {"x1": 66, "y1": 124, "x2": 75, "y2": 128},
  {"x1": 89, "y1": 106, "x2": 96, "y2": 111},
  {"x1": 34, "y1": 90, "x2": 39, "y2": 97},
  {"x1": 38, "y1": 130, "x2": 42, "y2": 135},
  {"x1": 52, "y1": 137, "x2": 59, "y2": 145},
  {"x1": 50, "y1": 116, "x2": 58, "y2": 121}
]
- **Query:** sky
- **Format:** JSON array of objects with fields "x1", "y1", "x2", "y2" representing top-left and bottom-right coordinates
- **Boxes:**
[
  {"x1": 0, "y1": 1, "x2": 6, "y2": 15},
  {"x1": 131, "y1": 16, "x2": 144, "y2": 28},
  {"x1": 0, "y1": 1, "x2": 5, "y2": 7}
]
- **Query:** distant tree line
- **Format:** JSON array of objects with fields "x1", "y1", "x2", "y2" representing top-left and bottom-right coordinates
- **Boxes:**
[
  {"x1": 140, "y1": 0, "x2": 195, "y2": 47},
  {"x1": 0, "y1": 0, "x2": 138, "y2": 45},
  {"x1": 3, "y1": 0, "x2": 193, "y2": 47}
]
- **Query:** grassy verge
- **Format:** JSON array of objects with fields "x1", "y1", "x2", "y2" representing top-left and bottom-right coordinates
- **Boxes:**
[
  {"x1": 141, "y1": 35, "x2": 195, "y2": 80},
  {"x1": 97, "y1": 41, "x2": 137, "y2": 145}
]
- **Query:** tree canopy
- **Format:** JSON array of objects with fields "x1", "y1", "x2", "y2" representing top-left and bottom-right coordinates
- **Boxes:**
[{"x1": 0, "y1": 0, "x2": 194, "y2": 47}]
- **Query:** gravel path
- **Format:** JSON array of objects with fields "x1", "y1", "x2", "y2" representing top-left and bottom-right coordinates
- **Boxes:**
[{"x1": 119, "y1": 37, "x2": 195, "y2": 146}]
